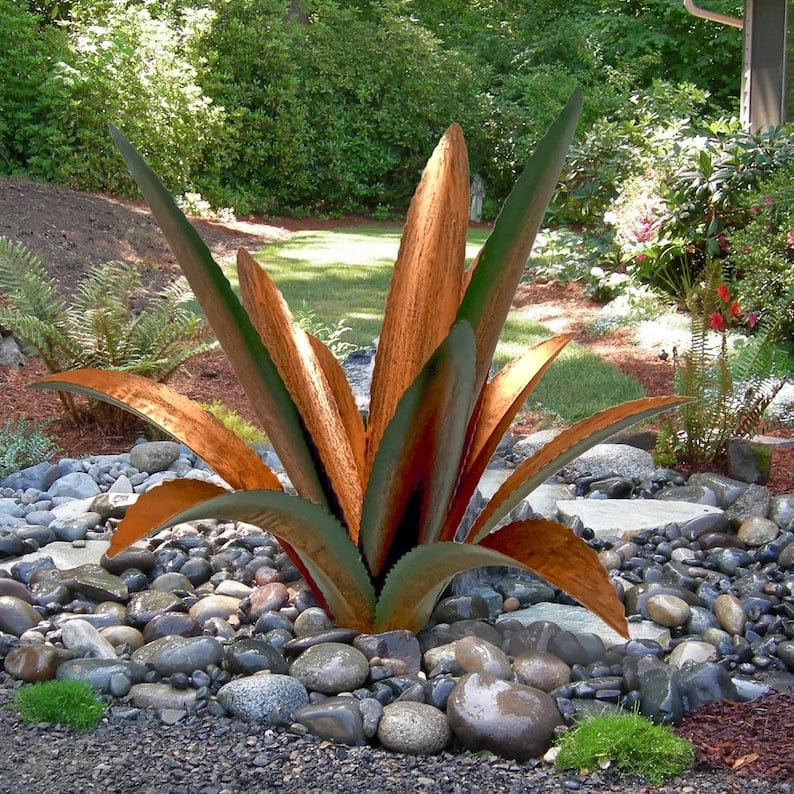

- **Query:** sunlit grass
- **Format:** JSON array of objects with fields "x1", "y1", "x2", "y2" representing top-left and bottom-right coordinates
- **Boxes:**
[{"x1": 212, "y1": 225, "x2": 645, "y2": 424}]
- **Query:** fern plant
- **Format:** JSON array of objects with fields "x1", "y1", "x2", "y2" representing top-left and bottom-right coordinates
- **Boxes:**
[
  {"x1": 665, "y1": 260, "x2": 791, "y2": 464},
  {"x1": 0, "y1": 236, "x2": 216, "y2": 427},
  {"x1": 0, "y1": 418, "x2": 60, "y2": 478}
]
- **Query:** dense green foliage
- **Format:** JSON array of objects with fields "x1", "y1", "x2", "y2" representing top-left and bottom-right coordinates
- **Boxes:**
[{"x1": 1, "y1": 0, "x2": 744, "y2": 214}]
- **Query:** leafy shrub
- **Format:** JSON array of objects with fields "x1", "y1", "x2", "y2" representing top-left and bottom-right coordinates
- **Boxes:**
[
  {"x1": 0, "y1": 1, "x2": 68, "y2": 173},
  {"x1": 19, "y1": 0, "x2": 222, "y2": 197},
  {"x1": 554, "y1": 711, "x2": 695, "y2": 786},
  {"x1": 38, "y1": 92, "x2": 684, "y2": 639},
  {"x1": 0, "y1": 236, "x2": 216, "y2": 426},
  {"x1": 728, "y1": 166, "x2": 794, "y2": 344},
  {"x1": 0, "y1": 418, "x2": 60, "y2": 478},
  {"x1": 551, "y1": 81, "x2": 713, "y2": 229},
  {"x1": 10, "y1": 679, "x2": 106, "y2": 731},
  {"x1": 198, "y1": 0, "x2": 481, "y2": 214}
]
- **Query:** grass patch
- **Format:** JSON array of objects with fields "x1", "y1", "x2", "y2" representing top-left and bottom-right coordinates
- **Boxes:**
[
  {"x1": 10, "y1": 679, "x2": 107, "y2": 731},
  {"x1": 215, "y1": 226, "x2": 646, "y2": 424},
  {"x1": 554, "y1": 711, "x2": 695, "y2": 786}
]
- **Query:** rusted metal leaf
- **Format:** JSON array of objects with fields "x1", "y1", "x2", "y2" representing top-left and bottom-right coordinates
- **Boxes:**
[
  {"x1": 457, "y1": 90, "x2": 583, "y2": 400},
  {"x1": 237, "y1": 248, "x2": 363, "y2": 536},
  {"x1": 366, "y1": 124, "x2": 470, "y2": 473},
  {"x1": 465, "y1": 396, "x2": 691, "y2": 542},
  {"x1": 479, "y1": 519, "x2": 628, "y2": 638},
  {"x1": 440, "y1": 335, "x2": 572, "y2": 540},
  {"x1": 109, "y1": 479, "x2": 229, "y2": 556},
  {"x1": 360, "y1": 322, "x2": 476, "y2": 578},
  {"x1": 32, "y1": 369, "x2": 282, "y2": 491}
]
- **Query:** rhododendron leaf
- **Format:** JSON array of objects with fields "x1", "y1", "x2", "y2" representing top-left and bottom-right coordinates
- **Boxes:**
[
  {"x1": 440, "y1": 335, "x2": 573, "y2": 540},
  {"x1": 479, "y1": 519, "x2": 627, "y2": 638},
  {"x1": 360, "y1": 322, "x2": 476, "y2": 579},
  {"x1": 32, "y1": 369, "x2": 282, "y2": 491},
  {"x1": 467, "y1": 396, "x2": 692, "y2": 542},
  {"x1": 109, "y1": 479, "x2": 229, "y2": 556},
  {"x1": 457, "y1": 89, "x2": 582, "y2": 398},
  {"x1": 237, "y1": 249, "x2": 363, "y2": 536},
  {"x1": 148, "y1": 489, "x2": 376, "y2": 632},
  {"x1": 366, "y1": 124, "x2": 470, "y2": 470},
  {"x1": 109, "y1": 125, "x2": 330, "y2": 509}
]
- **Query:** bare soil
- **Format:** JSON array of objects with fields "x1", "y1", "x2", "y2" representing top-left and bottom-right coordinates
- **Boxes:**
[{"x1": 0, "y1": 175, "x2": 791, "y2": 494}]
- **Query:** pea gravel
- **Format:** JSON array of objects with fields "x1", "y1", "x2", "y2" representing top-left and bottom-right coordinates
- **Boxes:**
[{"x1": 0, "y1": 688, "x2": 790, "y2": 794}]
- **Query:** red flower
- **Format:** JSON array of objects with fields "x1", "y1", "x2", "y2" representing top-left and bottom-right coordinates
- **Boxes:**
[
  {"x1": 709, "y1": 311, "x2": 726, "y2": 332},
  {"x1": 747, "y1": 312, "x2": 759, "y2": 328},
  {"x1": 716, "y1": 284, "x2": 731, "y2": 303},
  {"x1": 729, "y1": 300, "x2": 742, "y2": 317}
]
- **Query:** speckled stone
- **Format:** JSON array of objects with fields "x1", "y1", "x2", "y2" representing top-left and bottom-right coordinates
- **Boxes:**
[
  {"x1": 217, "y1": 674, "x2": 308, "y2": 724},
  {"x1": 737, "y1": 516, "x2": 780, "y2": 546},
  {"x1": 377, "y1": 702, "x2": 451, "y2": 755}
]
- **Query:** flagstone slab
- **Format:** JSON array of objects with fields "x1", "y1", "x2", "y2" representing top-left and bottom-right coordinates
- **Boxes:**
[{"x1": 556, "y1": 499, "x2": 723, "y2": 540}]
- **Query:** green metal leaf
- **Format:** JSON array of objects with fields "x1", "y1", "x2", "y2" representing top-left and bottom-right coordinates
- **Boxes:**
[
  {"x1": 457, "y1": 89, "x2": 583, "y2": 397},
  {"x1": 359, "y1": 322, "x2": 477, "y2": 579},
  {"x1": 108, "y1": 126, "x2": 332, "y2": 513},
  {"x1": 150, "y1": 489, "x2": 376, "y2": 632},
  {"x1": 374, "y1": 541, "x2": 540, "y2": 633}
]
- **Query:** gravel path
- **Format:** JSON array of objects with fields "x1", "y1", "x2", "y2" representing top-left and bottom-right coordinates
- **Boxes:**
[{"x1": 0, "y1": 688, "x2": 790, "y2": 794}]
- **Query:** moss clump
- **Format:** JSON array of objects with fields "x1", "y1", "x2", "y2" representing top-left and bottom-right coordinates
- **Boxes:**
[
  {"x1": 10, "y1": 679, "x2": 107, "y2": 731},
  {"x1": 554, "y1": 711, "x2": 695, "y2": 786}
]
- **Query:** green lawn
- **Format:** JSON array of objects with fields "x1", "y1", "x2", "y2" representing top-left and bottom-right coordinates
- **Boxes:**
[{"x1": 221, "y1": 226, "x2": 644, "y2": 425}]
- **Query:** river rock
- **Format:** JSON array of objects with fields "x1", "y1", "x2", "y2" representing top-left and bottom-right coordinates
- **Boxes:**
[
  {"x1": 446, "y1": 672, "x2": 562, "y2": 761},
  {"x1": 646, "y1": 594, "x2": 691, "y2": 628},
  {"x1": 713, "y1": 593, "x2": 746, "y2": 635},
  {"x1": 3, "y1": 644, "x2": 69, "y2": 682},
  {"x1": 377, "y1": 702, "x2": 451, "y2": 755},
  {"x1": 217, "y1": 674, "x2": 309, "y2": 724},
  {"x1": 61, "y1": 618, "x2": 119, "y2": 659},
  {"x1": 129, "y1": 441, "x2": 180, "y2": 474},
  {"x1": 140, "y1": 635, "x2": 225, "y2": 676},
  {"x1": 512, "y1": 650, "x2": 571, "y2": 692},
  {"x1": 225, "y1": 638, "x2": 288, "y2": 675},
  {"x1": 293, "y1": 696, "x2": 366, "y2": 746},
  {"x1": 56, "y1": 658, "x2": 148, "y2": 693},
  {"x1": 737, "y1": 516, "x2": 779, "y2": 546},
  {"x1": 0, "y1": 595, "x2": 42, "y2": 636},
  {"x1": 289, "y1": 642, "x2": 369, "y2": 694},
  {"x1": 454, "y1": 636, "x2": 512, "y2": 679}
]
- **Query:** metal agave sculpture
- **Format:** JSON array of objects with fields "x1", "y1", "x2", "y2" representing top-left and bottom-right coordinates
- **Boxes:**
[{"x1": 34, "y1": 90, "x2": 686, "y2": 635}]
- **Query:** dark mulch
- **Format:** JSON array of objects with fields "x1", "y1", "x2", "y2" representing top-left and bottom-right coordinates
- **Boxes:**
[{"x1": 675, "y1": 687, "x2": 794, "y2": 783}]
